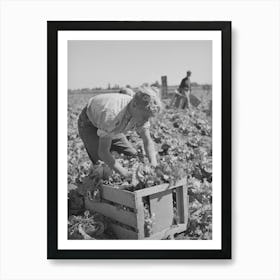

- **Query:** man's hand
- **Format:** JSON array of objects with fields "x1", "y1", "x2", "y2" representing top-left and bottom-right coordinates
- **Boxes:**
[
  {"x1": 121, "y1": 170, "x2": 132, "y2": 180},
  {"x1": 121, "y1": 171, "x2": 139, "y2": 186},
  {"x1": 98, "y1": 136, "x2": 130, "y2": 177}
]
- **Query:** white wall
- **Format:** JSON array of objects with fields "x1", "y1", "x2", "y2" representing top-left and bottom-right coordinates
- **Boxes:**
[{"x1": 0, "y1": 0, "x2": 279, "y2": 279}]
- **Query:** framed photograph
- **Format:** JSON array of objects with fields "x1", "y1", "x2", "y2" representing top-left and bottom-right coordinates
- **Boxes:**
[{"x1": 48, "y1": 21, "x2": 231, "y2": 259}]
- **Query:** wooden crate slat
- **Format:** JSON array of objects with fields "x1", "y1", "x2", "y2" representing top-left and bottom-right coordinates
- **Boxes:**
[
  {"x1": 85, "y1": 198, "x2": 137, "y2": 228},
  {"x1": 101, "y1": 185, "x2": 136, "y2": 208},
  {"x1": 176, "y1": 186, "x2": 189, "y2": 223},
  {"x1": 110, "y1": 224, "x2": 138, "y2": 240},
  {"x1": 135, "y1": 178, "x2": 187, "y2": 197},
  {"x1": 135, "y1": 195, "x2": 145, "y2": 239},
  {"x1": 149, "y1": 189, "x2": 174, "y2": 233},
  {"x1": 146, "y1": 224, "x2": 187, "y2": 240}
]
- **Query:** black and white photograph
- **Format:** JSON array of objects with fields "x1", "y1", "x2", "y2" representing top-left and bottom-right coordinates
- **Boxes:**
[
  {"x1": 48, "y1": 21, "x2": 231, "y2": 259},
  {"x1": 67, "y1": 39, "x2": 213, "y2": 241}
]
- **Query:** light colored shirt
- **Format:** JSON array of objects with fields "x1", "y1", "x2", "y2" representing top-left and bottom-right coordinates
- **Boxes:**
[{"x1": 86, "y1": 93, "x2": 150, "y2": 137}]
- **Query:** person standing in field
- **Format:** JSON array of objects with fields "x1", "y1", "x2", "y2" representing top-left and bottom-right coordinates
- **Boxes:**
[
  {"x1": 77, "y1": 85, "x2": 161, "y2": 180},
  {"x1": 178, "y1": 70, "x2": 192, "y2": 109}
]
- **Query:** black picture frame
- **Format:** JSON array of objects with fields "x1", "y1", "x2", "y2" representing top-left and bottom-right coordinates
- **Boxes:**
[{"x1": 47, "y1": 21, "x2": 231, "y2": 259}]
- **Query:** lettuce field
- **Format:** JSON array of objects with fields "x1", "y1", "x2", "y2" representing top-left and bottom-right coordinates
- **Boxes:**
[{"x1": 67, "y1": 88, "x2": 212, "y2": 240}]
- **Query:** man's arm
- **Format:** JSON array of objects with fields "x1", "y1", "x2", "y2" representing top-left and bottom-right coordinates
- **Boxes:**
[
  {"x1": 139, "y1": 128, "x2": 157, "y2": 167},
  {"x1": 98, "y1": 136, "x2": 129, "y2": 177}
]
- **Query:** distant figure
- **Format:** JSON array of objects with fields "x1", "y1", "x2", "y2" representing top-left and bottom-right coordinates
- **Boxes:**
[
  {"x1": 178, "y1": 70, "x2": 192, "y2": 109},
  {"x1": 151, "y1": 81, "x2": 160, "y2": 88}
]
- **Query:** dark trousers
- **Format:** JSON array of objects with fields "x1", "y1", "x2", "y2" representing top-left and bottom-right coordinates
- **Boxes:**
[
  {"x1": 179, "y1": 89, "x2": 190, "y2": 109},
  {"x1": 78, "y1": 107, "x2": 137, "y2": 164}
]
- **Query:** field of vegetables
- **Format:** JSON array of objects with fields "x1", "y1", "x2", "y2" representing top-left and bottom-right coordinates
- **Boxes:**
[{"x1": 67, "y1": 88, "x2": 212, "y2": 240}]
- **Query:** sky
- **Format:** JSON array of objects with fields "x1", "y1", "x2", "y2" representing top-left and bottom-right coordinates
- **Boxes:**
[{"x1": 68, "y1": 40, "x2": 212, "y2": 90}]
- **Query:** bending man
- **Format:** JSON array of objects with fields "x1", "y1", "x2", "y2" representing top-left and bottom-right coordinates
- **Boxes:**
[{"x1": 78, "y1": 85, "x2": 161, "y2": 180}]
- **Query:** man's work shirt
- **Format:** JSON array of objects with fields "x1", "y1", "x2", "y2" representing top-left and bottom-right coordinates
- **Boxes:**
[
  {"x1": 179, "y1": 77, "x2": 191, "y2": 92},
  {"x1": 86, "y1": 93, "x2": 150, "y2": 138}
]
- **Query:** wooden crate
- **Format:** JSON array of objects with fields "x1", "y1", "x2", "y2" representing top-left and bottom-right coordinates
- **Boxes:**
[{"x1": 85, "y1": 178, "x2": 189, "y2": 239}]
